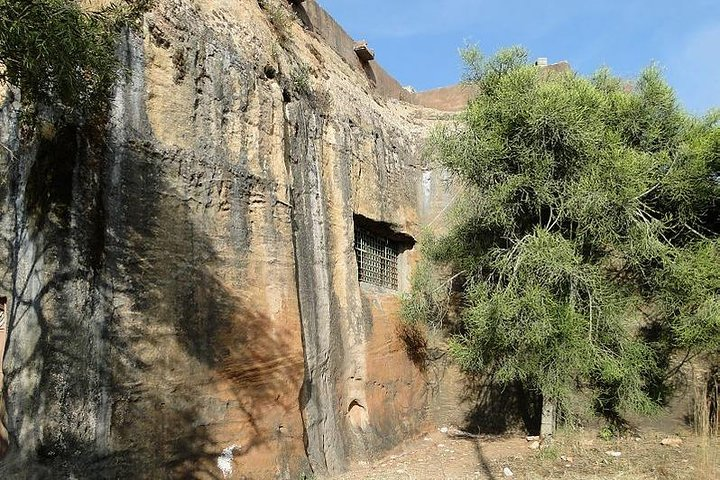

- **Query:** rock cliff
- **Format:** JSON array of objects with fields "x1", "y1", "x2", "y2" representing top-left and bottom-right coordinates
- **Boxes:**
[{"x1": 0, "y1": 1, "x2": 458, "y2": 478}]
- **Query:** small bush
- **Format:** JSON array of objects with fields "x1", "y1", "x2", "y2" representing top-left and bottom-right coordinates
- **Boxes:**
[
  {"x1": 257, "y1": 0, "x2": 295, "y2": 42},
  {"x1": 289, "y1": 64, "x2": 311, "y2": 96}
]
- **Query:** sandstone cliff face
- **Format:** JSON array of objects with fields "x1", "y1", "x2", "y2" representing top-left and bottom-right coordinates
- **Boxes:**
[{"x1": 0, "y1": 1, "x2": 456, "y2": 478}]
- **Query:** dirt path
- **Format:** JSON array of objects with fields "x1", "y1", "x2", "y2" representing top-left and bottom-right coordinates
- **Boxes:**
[
  {"x1": 331, "y1": 427, "x2": 719, "y2": 480},
  {"x1": 333, "y1": 431, "x2": 523, "y2": 480}
]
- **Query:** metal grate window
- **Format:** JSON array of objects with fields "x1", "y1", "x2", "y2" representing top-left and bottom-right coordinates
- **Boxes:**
[
  {"x1": 0, "y1": 296, "x2": 5, "y2": 331},
  {"x1": 354, "y1": 227, "x2": 399, "y2": 290}
]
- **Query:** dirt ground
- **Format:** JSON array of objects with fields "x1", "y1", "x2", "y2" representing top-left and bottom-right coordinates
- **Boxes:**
[{"x1": 330, "y1": 425, "x2": 719, "y2": 480}]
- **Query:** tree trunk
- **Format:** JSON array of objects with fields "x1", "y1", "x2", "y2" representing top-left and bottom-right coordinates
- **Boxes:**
[{"x1": 540, "y1": 397, "x2": 556, "y2": 438}]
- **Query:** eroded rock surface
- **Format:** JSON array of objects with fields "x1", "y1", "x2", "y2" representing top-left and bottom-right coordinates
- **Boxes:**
[{"x1": 0, "y1": 1, "x2": 457, "y2": 478}]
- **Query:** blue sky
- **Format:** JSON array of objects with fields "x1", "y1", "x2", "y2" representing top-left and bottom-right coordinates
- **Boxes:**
[{"x1": 317, "y1": 0, "x2": 720, "y2": 114}]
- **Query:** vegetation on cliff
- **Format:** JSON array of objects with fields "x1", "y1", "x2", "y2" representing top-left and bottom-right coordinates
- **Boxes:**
[
  {"x1": 404, "y1": 46, "x2": 720, "y2": 430},
  {"x1": 0, "y1": 0, "x2": 150, "y2": 119}
]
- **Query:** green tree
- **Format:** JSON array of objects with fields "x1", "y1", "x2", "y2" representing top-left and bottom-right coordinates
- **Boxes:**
[
  {"x1": 406, "y1": 46, "x2": 720, "y2": 434},
  {"x1": 0, "y1": 0, "x2": 150, "y2": 119}
]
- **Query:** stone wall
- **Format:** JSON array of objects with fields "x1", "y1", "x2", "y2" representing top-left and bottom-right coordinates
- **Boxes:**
[
  {"x1": 294, "y1": 0, "x2": 473, "y2": 111},
  {"x1": 415, "y1": 84, "x2": 477, "y2": 113},
  {"x1": 0, "y1": 1, "x2": 459, "y2": 478},
  {"x1": 295, "y1": 0, "x2": 416, "y2": 105}
]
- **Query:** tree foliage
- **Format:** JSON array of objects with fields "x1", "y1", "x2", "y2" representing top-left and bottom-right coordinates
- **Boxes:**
[
  {"x1": 407, "y1": 46, "x2": 720, "y2": 422},
  {"x1": 0, "y1": 0, "x2": 151, "y2": 118}
]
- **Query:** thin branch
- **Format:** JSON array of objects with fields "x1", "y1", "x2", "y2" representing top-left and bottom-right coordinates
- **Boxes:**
[
  {"x1": 683, "y1": 222, "x2": 708, "y2": 240},
  {"x1": 433, "y1": 270, "x2": 467, "y2": 294},
  {"x1": 0, "y1": 142, "x2": 15, "y2": 158},
  {"x1": 635, "y1": 182, "x2": 660, "y2": 201},
  {"x1": 426, "y1": 186, "x2": 465, "y2": 229},
  {"x1": 662, "y1": 349, "x2": 701, "y2": 381}
]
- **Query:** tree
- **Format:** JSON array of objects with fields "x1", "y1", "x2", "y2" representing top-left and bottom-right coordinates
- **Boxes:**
[
  {"x1": 0, "y1": 0, "x2": 150, "y2": 119},
  {"x1": 405, "y1": 46, "x2": 720, "y2": 434}
]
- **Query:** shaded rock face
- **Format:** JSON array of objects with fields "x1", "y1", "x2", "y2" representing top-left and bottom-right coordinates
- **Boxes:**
[{"x1": 0, "y1": 0, "x2": 455, "y2": 478}]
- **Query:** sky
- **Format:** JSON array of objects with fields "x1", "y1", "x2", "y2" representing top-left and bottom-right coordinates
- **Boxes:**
[{"x1": 317, "y1": 0, "x2": 720, "y2": 114}]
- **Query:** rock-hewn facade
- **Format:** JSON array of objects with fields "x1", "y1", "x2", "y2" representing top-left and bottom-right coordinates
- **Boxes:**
[{"x1": 0, "y1": 1, "x2": 461, "y2": 478}]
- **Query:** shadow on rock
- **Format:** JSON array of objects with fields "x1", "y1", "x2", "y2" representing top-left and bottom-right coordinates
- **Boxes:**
[{"x1": 1, "y1": 116, "x2": 304, "y2": 478}]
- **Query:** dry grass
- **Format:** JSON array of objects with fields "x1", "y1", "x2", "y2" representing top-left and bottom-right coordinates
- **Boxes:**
[
  {"x1": 516, "y1": 367, "x2": 719, "y2": 479},
  {"x1": 504, "y1": 365, "x2": 719, "y2": 480},
  {"x1": 509, "y1": 420, "x2": 719, "y2": 480}
]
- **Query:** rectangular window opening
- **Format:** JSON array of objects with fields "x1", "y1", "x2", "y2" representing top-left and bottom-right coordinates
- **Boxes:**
[
  {"x1": 353, "y1": 215, "x2": 414, "y2": 290},
  {"x1": 0, "y1": 296, "x2": 6, "y2": 334}
]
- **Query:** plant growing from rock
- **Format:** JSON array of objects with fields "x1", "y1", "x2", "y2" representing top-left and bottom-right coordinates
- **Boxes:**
[
  {"x1": 289, "y1": 63, "x2": 312, "y2": 96},
  {"x1": 405, "y1": 46, "x2": 720, "y2": 433},
  {"x1": 0, "y1": 0, "x2": 151, "y2": 121},
  {"x1": 257, "y1": 0, "x2": 295, "y2": 43}
]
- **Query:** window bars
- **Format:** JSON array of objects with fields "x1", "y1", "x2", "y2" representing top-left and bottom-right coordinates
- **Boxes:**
[
  {"x1": 354, "y1": 226, "x2": 399, "y2": 290},
  {"x1": 0, "y1": 297, "x2": 6, "y2": 330}
]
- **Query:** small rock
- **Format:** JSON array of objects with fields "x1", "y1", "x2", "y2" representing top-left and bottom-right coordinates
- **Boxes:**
[
  {"x1": 561, "y1": 455, "x2": 574, "y2": 463},
  {"x1": 529, "y1": 441, "x2": 540, "y2": 450},
  {"x1": 526, "y1": 435, "x2": 540, "y2": 441},
  {"x1": 217, "y1": 445, "x2": 241, "y2": 479},
  {"x1": 439, "y1": 427, "x2": 449, "y2": 434},
  {"x1": 661, "y1": 437, "x2": 683, "y2": 447},
  {"x1": 605, "y1": 451, "x2": 622, "y2": 457},
  {"x1": 437, "y1": 443, "x2": 445, "y2": 448},
  {"x1": 423, "y1": 436, "x2": 432, "y2": 441},
  {"x1": 503, "y1": 466, "x2": 514, "y2": 477}
]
